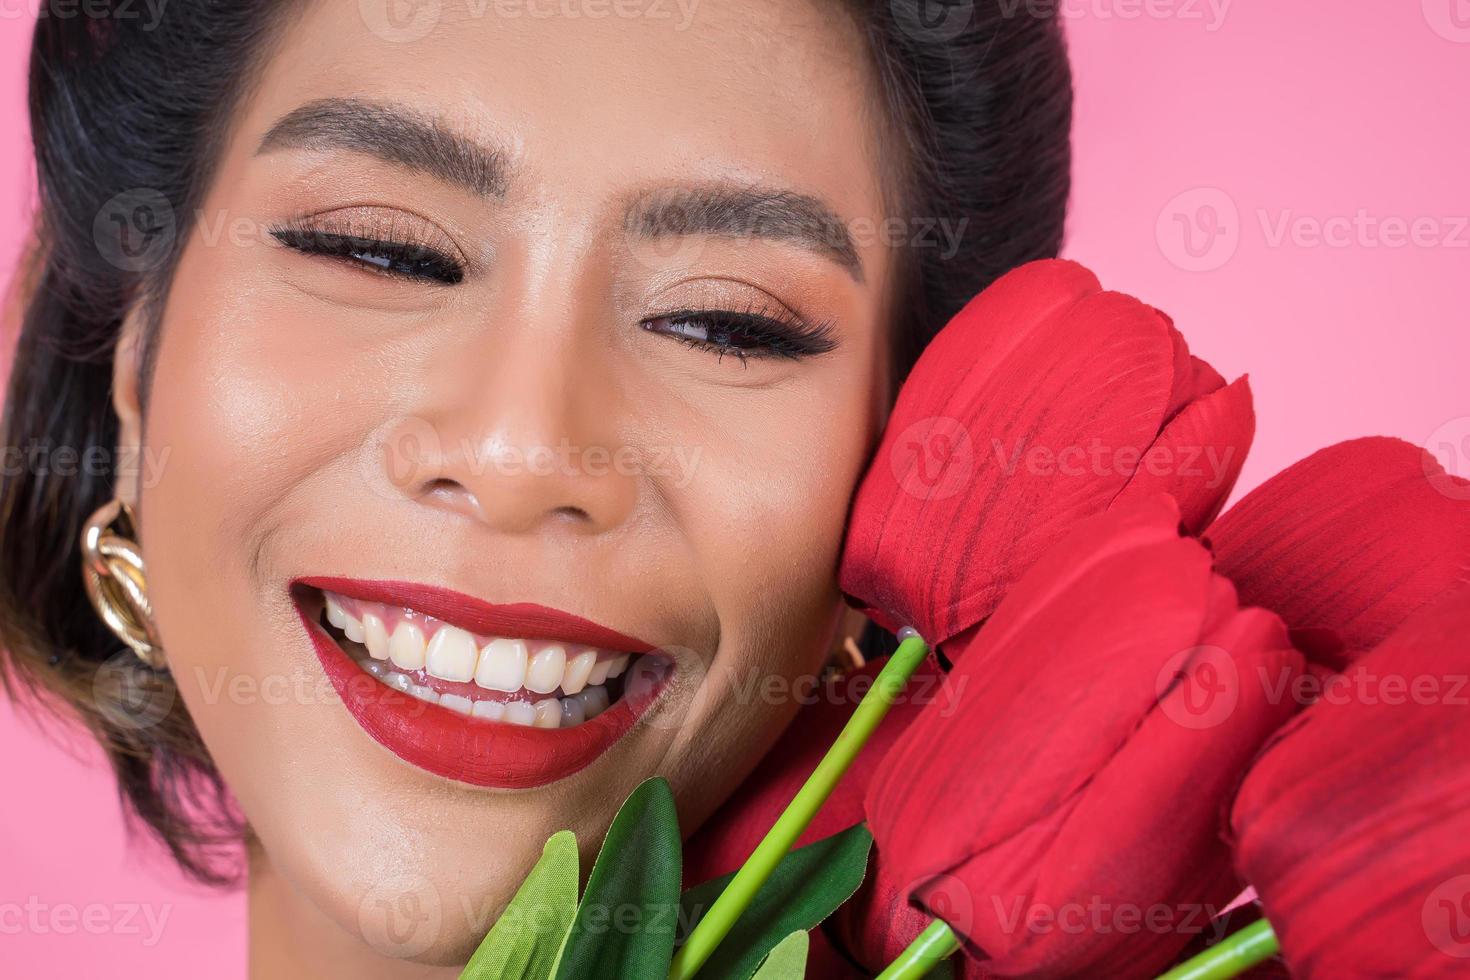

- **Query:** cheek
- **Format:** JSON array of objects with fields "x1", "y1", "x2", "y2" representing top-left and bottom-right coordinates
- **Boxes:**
[
  {"x1": 134, "y1": 239, "x2": 390, "y2": 818},
  {"x1": 667, "y1": 346, "x2": 883, "y2": 614},
  {"x1": 650, "y1": 368, "x2": 880, "y2": 816},
  {"x1": 143, "y1": 264, "x2": 369, "y2": 527},
  {"x1": 682, "y1": 396, "x2": 868, "y2": 611},
  {"x1": 139, "y1": 233, "x2": 420, "y2": 611}
]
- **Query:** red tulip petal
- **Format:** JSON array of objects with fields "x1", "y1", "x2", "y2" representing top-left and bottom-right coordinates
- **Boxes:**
[
  {"x1": 1161, "y1": 316, "x2": 1228, "y2": 419},
  {"x1": 866, "y1": 499, "x2": 1205, "y2": 938},
  {"x1": 984, "y1": 604, "x2": 1299, "y2": 977},
  {"x1": 867, "y1": 495, "x2": 1300, "y2": 975},
  {"x1": 895, "y1": 259, "x2": 1104, "y2": 406},
  {"x1": 1180, "y1": 354, "x2": 1227, "y2": 407},
  {"x1": 831, "y1": 862, "x2": 991, "y2": 979},
  {"x1": 1231, "y1": 582, "x2": 1470, "y2": 977},
  {"x1": 803, "y1": 926, "x2": 871, "y2": 980},
  {"x1": 1115, "y1": 375, "x2": 1255, "y2": 533},
  {"x1": 1208, "y1": 437, "x2": 1470, "y2": 663},
  {"x1": 841, "y1": 260, "x2": 1182, "y2": 644}
]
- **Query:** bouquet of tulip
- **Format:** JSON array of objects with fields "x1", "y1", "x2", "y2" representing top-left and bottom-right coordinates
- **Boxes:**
[{"x1": 458, "y1": 260, "x2": 1470, "y2": 979}]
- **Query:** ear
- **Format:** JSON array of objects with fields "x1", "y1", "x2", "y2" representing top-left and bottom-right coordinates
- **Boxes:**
[{"x1": 111, "y1": 309, "x2": 146, "y2": 510}]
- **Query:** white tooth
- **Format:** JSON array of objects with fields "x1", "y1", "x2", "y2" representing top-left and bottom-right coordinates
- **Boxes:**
[
  {"x1": 325, "y1": 594, "x2": 348, "y2": 629},
  {"x1": 408, "y1": 684, "x2": 439, "y2": 704},
  {"x1": 559, "y1": 696, "x2": 586, "y2": 727},
  {"x1": 476, "y1": 637, "x2": 529, "y2": 692},
  {"x1": 343, "y1": 613, "x2": 365, "y2": 644},
  {"x1": 579, "y1": 685, "x2": 610, "y2": 718},
  {"x1": 471, "y1": 700, "x2": 506, "y2": 721},
  {"x1": 504, "y1": 701, "x2": 537, "y2": 727},
  {"x1": 426, "y1": 626, "x2": 478, "y2": 683},
  {"x1": 533, "y1": 699, "x2": 561, "y2": 728},
  {"x1": 561, "y1": 650, "x2": 597, "y2": 696},
  {"x1": 362, "y1": 613, "x2": 390, "y2": 660},
  {"x1": 361, "y1": 659, "x2": 388, "y2": 679},
  {"x1": 385, "y1": 671, "x2": 413, "y2": 692},
  {"x1": 439, "y1": 693, "x2": 473, "y2": 715},
  {"x1": 388, "y1": 621, "x2": 427, "y2": 671},
  {"x1": 526, "y1": 645, "x2": 567, "y2": 694},
  {"x1": 606, "y1": 653, "x2": 631, "y2": 679},
  {"x1": 587, "y1": 658, "x2": 613, "y2": 687}
]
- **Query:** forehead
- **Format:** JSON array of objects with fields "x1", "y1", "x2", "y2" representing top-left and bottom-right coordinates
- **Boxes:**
[{"x1": 237, "y1": 0, "x2": 889, "y2": 220}]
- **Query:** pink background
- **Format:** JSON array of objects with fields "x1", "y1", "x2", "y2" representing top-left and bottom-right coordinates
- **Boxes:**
[{"x1": 2, "y1": 4, "x2": 1467, "y2": 976}]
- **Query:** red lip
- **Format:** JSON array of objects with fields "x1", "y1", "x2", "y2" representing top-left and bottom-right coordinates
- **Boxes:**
[
  {"x1": 291, "y1": 578, "x2": 669, "y2": 789},
  {"x1": 297, "y1": 576, "x2": 657, "y2": 653}
]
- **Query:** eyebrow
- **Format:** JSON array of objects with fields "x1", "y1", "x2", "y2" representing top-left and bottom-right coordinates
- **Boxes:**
[
  {"x1": 258, "y1": 100, "x2": 862, "y2": 281},
  {"x1": 257, "y1": 98, "x2": 508, "y2": 198},
  {"x1": 625, "y1": 185, "x2": 865, "y2": 282}
]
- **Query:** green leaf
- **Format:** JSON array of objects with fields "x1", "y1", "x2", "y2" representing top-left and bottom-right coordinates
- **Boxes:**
[
  {"x1": 677, "y1": 823, "x2": 872, "y2": 980},
  {"x1": 750, "y1": 931, "x2": 808, "y2": 979},
  {"x1": 553, "y1": 777, "x2": 682, "y2": 980},
  {"x1": 461, "y1": 829, "x2": 580, "y2": 980}
]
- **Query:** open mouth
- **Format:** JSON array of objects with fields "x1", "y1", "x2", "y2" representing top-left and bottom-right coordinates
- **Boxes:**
[
  {"x1": 292, "y1": 576, "x2": 674, "y2": 788},
  {"x1": 319, "y1": 590, "x2": 635, "y2": 729}
]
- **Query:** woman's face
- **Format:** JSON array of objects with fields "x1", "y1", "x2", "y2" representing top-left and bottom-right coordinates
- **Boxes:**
[{"x1": 114, "y1": 0, "x2": 894, "y2": 964}]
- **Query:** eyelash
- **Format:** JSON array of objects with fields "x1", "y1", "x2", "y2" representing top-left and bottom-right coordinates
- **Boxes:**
[
  {"x1": 271, "y1": 220, "x2": 836, "y2": 362},
  {"x1": 639, "y1": 306, "x2": 838, "y2": 363},
  {"x1": 269, "y1": 220, "x2": 465, "y2": 285}
]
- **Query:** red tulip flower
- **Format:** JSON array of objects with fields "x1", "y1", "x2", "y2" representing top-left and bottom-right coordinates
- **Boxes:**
[
  {"x1": 1207, "y1": 436, "x2": 1470, "y2": 667},
  {"x1": 841, "y1": 259, "x2": 1254, "y2": 646},
  {"x1": 1230, "y1": 581, "x2": 1470, "y2": 977},
  {"x1": 863, "y1": 494, "x2": 1303, "y2": 978}
]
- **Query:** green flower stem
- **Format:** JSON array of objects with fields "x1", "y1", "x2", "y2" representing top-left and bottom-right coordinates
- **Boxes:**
[
  {"x1": 1156, "y1": 919, "x2": 1280, "y2": 980},
  {"x1": 874, "y1": 918, "x2": 961, "y2": 979},
  {"x1": 667, "y1": 632, "x2": 932, "y2": 980}
]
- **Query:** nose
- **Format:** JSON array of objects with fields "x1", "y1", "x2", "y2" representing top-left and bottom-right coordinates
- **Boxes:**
[{"x1": 377, "y1": 320, "x2": 640, "y2": 537}]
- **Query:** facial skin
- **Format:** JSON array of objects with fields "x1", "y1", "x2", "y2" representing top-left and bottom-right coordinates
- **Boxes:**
[{"x1": 111, "y1": 1, "x2": 896, "y2": 974}]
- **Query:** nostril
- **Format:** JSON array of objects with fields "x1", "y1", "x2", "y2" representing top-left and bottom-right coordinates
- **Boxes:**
[
  {"x1": 423, "y1": 478, "x2": 461, "y2": 496},
  {"x1": 420, "y1": 479, "x2": 487, "y2": 522},
  {"x1": 549, "y1": 505, "x2": 592, "y2": 523}
]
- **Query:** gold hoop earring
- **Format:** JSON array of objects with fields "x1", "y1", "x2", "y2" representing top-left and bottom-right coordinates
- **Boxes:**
[{"x1": 81, "y1": 499, "x2": 166, "y2": 670}]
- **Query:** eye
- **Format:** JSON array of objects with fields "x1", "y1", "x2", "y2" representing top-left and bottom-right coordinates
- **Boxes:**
[
  {"x1": 269, "y1": 214, "x2": 465, "y2": 285},
  {"x1": 641, "y1": 308, "x2": 837, "y2": 363}
]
